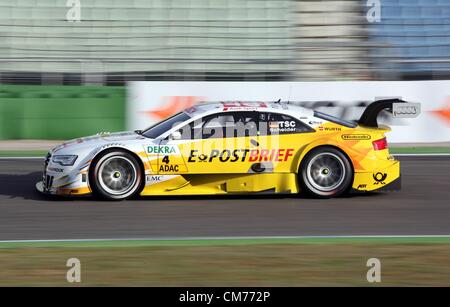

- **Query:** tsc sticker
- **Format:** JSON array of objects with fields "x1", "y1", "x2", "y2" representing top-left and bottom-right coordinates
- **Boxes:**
[{"x1": 269, "y1": 121, "x2": 297, "y2": 133}]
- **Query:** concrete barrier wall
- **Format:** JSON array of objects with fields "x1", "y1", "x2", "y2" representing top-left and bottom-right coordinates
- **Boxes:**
[{"x1": 0, "y1": 85, "x2": 125, "y2": 140}]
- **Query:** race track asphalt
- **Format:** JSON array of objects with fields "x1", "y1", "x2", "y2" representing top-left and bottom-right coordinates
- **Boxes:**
[{"x1": 0, "y1": 156, "x2": 449, "y2": 240}]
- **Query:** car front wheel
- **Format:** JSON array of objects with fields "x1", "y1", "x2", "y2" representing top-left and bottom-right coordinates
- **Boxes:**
[{"x1": 89, "y1": 150, "x2": 143, "y2": 200}]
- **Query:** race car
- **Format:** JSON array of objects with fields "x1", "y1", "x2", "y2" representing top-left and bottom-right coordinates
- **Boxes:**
[{"x1": 36, "y1": 98, "x2": 419, "y2": 200}]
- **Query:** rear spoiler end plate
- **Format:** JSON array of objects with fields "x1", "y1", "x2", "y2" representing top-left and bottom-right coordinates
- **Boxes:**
[
  {"x1": 392, "y1": 102, "x2": 421, "y2": 118},
  {"x1": 358, "y1": 99, "x2": 421, "y2": 128}
]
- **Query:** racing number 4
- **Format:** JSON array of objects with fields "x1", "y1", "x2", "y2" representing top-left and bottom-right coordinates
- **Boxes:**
[
  {"x1": 159, "y1": 155, "x2": 180, "y2": 172},
  {"x1": 162, "y1": 156, "x2": 170, "y2": 164}
]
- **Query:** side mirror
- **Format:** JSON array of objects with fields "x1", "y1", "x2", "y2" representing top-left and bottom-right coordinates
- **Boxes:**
[{"x1": 170, "y1": 131, "x2": 182, "y2": 140}]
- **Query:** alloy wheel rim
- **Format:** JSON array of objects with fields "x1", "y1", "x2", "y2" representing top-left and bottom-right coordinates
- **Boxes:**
[
  {"x1": 98, "y1": 156, "x2": 137, "y2": 195},
  {"x1": 306, "y1": 153, "x2": 346, "y2": 192}
]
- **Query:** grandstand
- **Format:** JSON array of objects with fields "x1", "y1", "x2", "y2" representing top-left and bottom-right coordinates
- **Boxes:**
[
  {"x1": 293, "y1": 0, "x2": 370, "y2": 80},
  {"x1": 0, "y1": 0, "x2": 294, "y2": 84},
  {"x1": 0, "y1": 0, "x2": 449, "y2": 84},
  {"x1": 368, "y1": 0, "x2": 450, "y2": 80}
]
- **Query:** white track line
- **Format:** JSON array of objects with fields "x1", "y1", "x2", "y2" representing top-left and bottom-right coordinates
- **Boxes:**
[{"x1": 1, "y1": 235, "x2": 450, "y2": 244}]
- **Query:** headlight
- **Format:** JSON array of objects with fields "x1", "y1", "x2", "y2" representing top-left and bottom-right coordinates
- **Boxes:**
[{"x1": 51, "y1": 155, "x2": 78, "y2": 166}]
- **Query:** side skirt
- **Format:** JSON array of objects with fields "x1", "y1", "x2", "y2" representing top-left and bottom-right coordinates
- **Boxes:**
[{"x1": 140, "y1": 173, "x2": 299, "y2": 196}]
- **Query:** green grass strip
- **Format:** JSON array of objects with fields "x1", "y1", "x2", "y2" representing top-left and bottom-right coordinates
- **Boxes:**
[
  {"x1": 1, "y1": 236, "x2": 450, "y2": 249},
  {"x1": 0, "y1": 150, "x2": 47, "y2": 157}
]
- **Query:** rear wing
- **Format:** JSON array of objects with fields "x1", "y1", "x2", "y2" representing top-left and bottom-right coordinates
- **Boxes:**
[{"x1": 358, "y1": 98, "x2": 421, "y2": 128}]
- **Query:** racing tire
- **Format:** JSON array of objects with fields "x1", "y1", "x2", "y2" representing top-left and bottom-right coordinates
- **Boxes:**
[
  {"x1": 299, "y1": 147, "x2": 353, "y2": 198},
  {"x1": 89, "y1": 150, "x2": 143, "y2": 200}
]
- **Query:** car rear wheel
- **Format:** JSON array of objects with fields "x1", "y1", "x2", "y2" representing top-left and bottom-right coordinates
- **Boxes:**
[
  {"x1": 90, "y1": 150, "x2": 143, "y2": 200},
  {"x1": 299, "y1": 147, "x2": 353, "y2": 198}
]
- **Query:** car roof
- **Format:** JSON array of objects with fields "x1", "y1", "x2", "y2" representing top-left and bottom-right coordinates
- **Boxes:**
[{"x1": 184, "y1": 101, "x2": 314, "y2": 117}]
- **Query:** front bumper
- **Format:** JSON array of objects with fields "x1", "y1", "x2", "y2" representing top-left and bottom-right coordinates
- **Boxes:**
[
  {"x1": 36, "y1": 180, "x2": 92, "y2": 196},
  {"x1": 37, "y1": 152, "x2": 92, "y2": 196}
]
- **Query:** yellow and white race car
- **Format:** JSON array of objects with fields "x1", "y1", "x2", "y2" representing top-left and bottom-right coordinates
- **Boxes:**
[{"x1": 36, "y1": 99, "x2": 419, "y2": 200}]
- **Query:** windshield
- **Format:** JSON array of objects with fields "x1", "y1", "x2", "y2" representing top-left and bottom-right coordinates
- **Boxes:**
[{"x1": 142, "y1": 112, "x2": 191, "y2": 139}]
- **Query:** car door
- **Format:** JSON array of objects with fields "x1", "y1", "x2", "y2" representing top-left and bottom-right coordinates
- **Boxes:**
[
  {"x1": 159, "y1": 111, "x2": 260, "y2": 174},
  {"x1": 142, "y1": 112, "x2": 192, "y2": 175},
  {"x1": 256, "y1": 112, "x2": 315, "y2": 173}
]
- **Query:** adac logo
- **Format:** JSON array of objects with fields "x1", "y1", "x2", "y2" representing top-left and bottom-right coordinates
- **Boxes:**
[
  {"x1": 143, "y1": 96, "x2": 204, "y2": 120},
  {"x1": 373, "y1": 172, "x2": 387, "y2": 185}
]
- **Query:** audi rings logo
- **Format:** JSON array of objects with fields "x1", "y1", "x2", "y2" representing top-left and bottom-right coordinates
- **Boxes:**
[{"x1": 373, "y1": 172, "x2": 387, "y2": 185}]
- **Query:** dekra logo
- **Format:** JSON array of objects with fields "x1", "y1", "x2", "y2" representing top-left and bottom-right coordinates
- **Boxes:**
[{"x1": 147, "y1": 145, "x2": 177, "y2": 154}]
